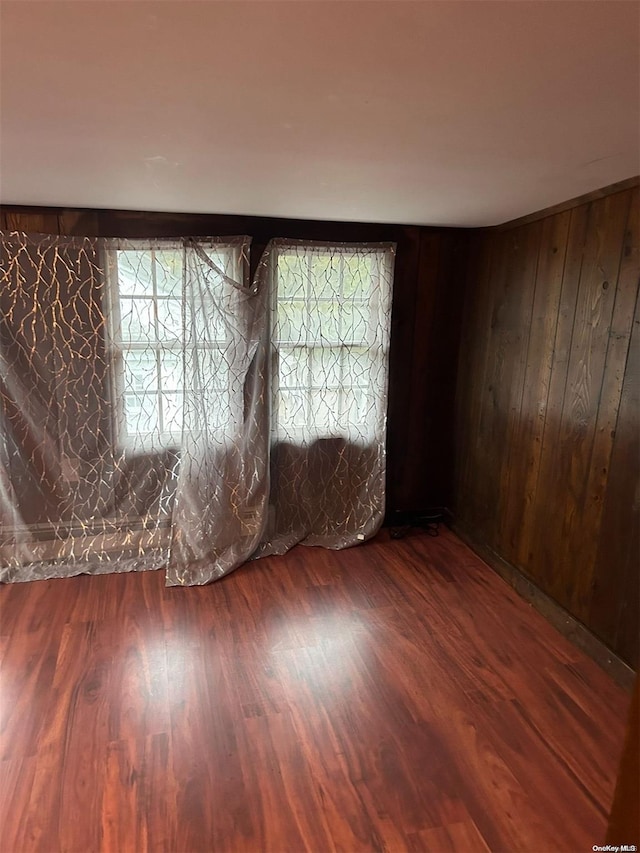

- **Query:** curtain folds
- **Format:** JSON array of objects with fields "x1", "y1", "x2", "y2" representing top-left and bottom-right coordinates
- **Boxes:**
[
  {"x1": 251, "y1": 239, "x2": 394, "y2": 561},
  {"x1": 0, "y1": 231, "x2": 395, "y2": 585}
]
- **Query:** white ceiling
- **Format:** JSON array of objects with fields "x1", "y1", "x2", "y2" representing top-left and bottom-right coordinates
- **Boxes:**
[{"x1": 1, "y1": 0, "x2": 638, "y2": 227}]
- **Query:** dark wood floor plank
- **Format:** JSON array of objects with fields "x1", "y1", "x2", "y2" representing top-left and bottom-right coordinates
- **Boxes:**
[
  {"x1": 101, "y1": 732, "x2": 177, "y2": 853},
  {"x1": 0, "y1": 626, "x2": 59, "y2": 761},
  {"x1": 0, "y1": 757, "x2": 38, "y2": 851},
  {"x1": 454, "y1": 693, "x2": 603, "y2": 850},
  {"x1": 409, "y1": 814, "x2": 491, "y2": 853},
  {"x1": 0, "y1": 528, "x2": 629, "y2": 852}
]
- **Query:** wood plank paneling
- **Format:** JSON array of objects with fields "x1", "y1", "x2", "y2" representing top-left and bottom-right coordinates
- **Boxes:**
[
  {"x1": 454, "y1": 230, "x2": 499, "y2": 528},
  {"x1": 454, "y1": 186, "x2": 640, "y2": 667},
  {"x1": 520, "y1": 203, "x2": 588, "y2": 579},
  {"x1": 491, "y1": 222, "x2": 542, "y2": 557},
  {"x1": 506, "y1": 212, "x2": 571, "y2": 565},
  {"x1": 2, "y1": 210, "x2": 60, "y2": 233},
  {"x1": 590, "y1": 265, "x2": 640, "y2": 666},
  {"x1": 402, "y1": 230, "x2": 468, "y2": 510},
  {"x1": 0, "y1": 529, "x2": 629, "y2": 851},
  {"x1": 550, "y1": 192, "x2": 631, "y2": 615}
]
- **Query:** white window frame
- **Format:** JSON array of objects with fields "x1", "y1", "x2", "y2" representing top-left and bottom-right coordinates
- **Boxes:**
[
  {"x1": 104, "y1": 241, "x2": 242, "y2": 451},
  {"x1": 272, "y1": 242, "x2": 394, "y2": 443}
]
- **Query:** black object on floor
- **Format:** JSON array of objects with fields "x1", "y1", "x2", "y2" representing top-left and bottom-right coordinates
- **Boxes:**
[{"x1": 386, "y1": 509, "x2": 444, "y2": 540}]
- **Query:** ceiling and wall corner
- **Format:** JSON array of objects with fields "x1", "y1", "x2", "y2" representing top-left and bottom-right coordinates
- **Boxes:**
[{"x1": 0, "y1": 0, "x2": 638, "y2": 227}]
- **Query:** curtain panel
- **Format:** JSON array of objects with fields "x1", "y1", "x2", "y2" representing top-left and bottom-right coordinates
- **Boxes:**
[{"x1": 0, "y1": 231, "x2": 395, "y2": 585}]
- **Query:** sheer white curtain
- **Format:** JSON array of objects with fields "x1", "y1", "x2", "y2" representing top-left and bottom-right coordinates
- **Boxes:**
[
  {"x1": 252, "y1": 239, "x2": 395, "y2": 559},
  {"x1": 166, "y1": 240, "x2": 269, "y2": 585},
  {"x1": 0, "y1": 231, "x2": 394, "y2": 585},
  {"x1": 0, "y1": 233, "x2": 264, "y2": 582}
]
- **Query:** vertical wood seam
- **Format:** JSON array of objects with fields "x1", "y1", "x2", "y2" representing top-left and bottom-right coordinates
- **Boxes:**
[
  {"x1": 500, "y1": 223, "x2": 543, "y2": 555},
  {"x1": 611, "y1": 281, "x2": 640, "y2": 653},
  {"x1": 581, "y1": 190, "x2": 634, "y2": 512},
  {"x1": 521, "y1": 215, "x2": 571, "y2": 557},
  {"x1": 556, "y1": 203, "x2": 591, "y2": 442},
  {"x1": 521, "y1": 209, "x2": 574, "y2": 558}
]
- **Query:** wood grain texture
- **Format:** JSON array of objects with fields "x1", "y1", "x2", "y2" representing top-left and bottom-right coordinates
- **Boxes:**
[
  {"x1": 606, "y1": 677, "x2": 640, "y2": 848},
  {"x1": 505, "y1": 212, "x2": 570, "y2": 563},
  {"x1": 454, "y1": 186, "x2": 640, "y2": 666},
  {"x1": 0, "y1": 529, "x2": 629, "y2": 852},
  {"x1": 453, "y1": 230, "x2": 499, "y2": 530},
  {"x1": 590, "y1": 208, "x2": 640, "y2": 667}
]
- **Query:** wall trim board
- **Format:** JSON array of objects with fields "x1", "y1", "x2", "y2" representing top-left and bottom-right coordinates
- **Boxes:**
[
  {"x1": 449, "y1": 519, "x2": 636, "y2": 691},
  {"x1": 492, "y1": 175, "x2": 640, "y2": 231},
  {"x1": 0, "y1": 203, "x2": 458, "y2": 241}
]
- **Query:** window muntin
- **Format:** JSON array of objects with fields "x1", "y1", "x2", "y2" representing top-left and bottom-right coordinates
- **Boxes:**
[
  {"x1": 106, "y1": 241, "x2": 392, "y2": 449},
  {"x1": 106, "y1": 244, "x2": 240, "y2": 449},
  {"x1": 273, "y1": 245, "x2": 393, "y2": 442}
]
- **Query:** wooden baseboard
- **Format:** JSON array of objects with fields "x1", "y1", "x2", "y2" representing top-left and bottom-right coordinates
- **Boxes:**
[
  {"x1": 449, "y1": 519, "x2": 636, "y2": 691},
  {"x1": 0, "y1": 526, "x2": 170, "y2": 578}
]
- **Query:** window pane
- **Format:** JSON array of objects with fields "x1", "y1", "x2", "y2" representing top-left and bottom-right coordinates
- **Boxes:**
[
  {"x1": 342, "y1": 347, "x2": 372, "y2": 386},
  {"x1": 211, "y1": 360, "x2": 231, "y2": 392},
  {"x1": 343, "y1": 388, "x2": 369, "y2": 424},
  {"x1": 185, "y1": 295, "x2": 228, "y2": 341},
  {"x1": 187, "y1": 347, "x2": 230, "y2": 391},
  {"x1": 310, "y1": 389, "x2": 340, "y2": 433},
  {"x1": 278, "y1": 390, "x2": 307, "y2": 431},
  {"x1": 269, "y1": 242, "x2": 393, "y2": 443},
  {"x1": 343, "y1": 255, "x2": 373, "y2": 299},
  {"x1": 159, "y1": 351, "x2": 183, "y2": 391},
  {"x1": 342, "y1": 303, "x2": 369, "y2": 344},
  {"x1": 117, "y1": 251, "x2": 154, "y2": 296},
  {"x1": 124, "y1": 393, "x2": 160, "y2": 436},
  {"x1": 162, "y1": 392, "x2": 184, "y2": 434},
  {"x1": 310, "y1": 253, "x2": 341, "y2": 299},
  {"x1": 279, "y1": 348, "x2": 308, "y2": 388},
  {"x1": 277, "y1": 253, "x2": 307, "y2": 299},
  {"x1": 276, "y1": 301, "x2": 306, "y2": 343},
  {"x1": 124, "y1": 350, "x2": 158, "y2": 394},
  {"x1": 119, "y1": 297, "x2": 155, "y2": 343},
  {"x1": 308, "y1": 300, "x2": 340, "y2": 343},
  {"x1": 204, "y1": 248, "x2": 235, "y2": 278},
  {"x1": 155, "y1": 250, "x2": 183, "y2": 297},
  {"x1": 310, "y1": 347, "x2": 341, "y2": 387},
  {"x1": 156, "y1": 299, "x2": 183, "y2": 341}
]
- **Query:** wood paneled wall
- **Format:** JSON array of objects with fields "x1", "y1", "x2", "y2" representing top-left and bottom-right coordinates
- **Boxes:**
[
  {"x1": 454, "y1": 186, "x2": 639, "y2": 666},
  {"x1": 0, "y1": 205, "x2": 467, "y2": 516}
]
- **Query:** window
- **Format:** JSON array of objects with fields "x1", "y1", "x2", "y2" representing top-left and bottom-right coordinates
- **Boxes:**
[
  {"x1": 273, "y1": 243, "x2": 394, "y2": 443},
  {"x1": 105, "y1": 242, "x2": 242, "y2": 449},
  {"x1": 104, "y1": 239, "x2": 393, "y2": 450}
]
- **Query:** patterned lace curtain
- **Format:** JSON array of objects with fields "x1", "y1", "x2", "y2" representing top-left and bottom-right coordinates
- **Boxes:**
[{"x1": 0, "y1": 232, "x2": 394, "y2": 585}]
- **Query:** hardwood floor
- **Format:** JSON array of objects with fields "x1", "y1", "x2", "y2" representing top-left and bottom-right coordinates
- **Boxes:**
[{"x1": 0, "y1": 528, "x2": 630, "y2": 852}]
